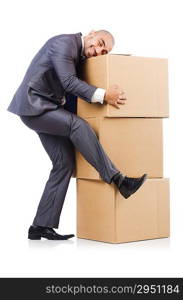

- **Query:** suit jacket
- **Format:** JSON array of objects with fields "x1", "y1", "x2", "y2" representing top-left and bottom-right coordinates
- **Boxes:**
[{"x1": 7, "y1": 32, "x2": 97, "y2": 116}]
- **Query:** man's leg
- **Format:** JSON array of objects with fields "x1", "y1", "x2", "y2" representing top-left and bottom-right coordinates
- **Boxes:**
[
  {"x1": 32, "y1": 133, "x2": 75, "y2": 228},
  {"x1": 20, "y1": 108, "x2": 120, "y2": 184}
]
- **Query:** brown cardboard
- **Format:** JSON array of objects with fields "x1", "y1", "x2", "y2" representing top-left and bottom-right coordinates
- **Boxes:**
[
  {"x1": 77, "y1": 178, "x2": 170, "y2": 243},
  {"x1": 76, "y1": 117, "x2": 163, "y2": 179},
  {"x1": 77, "y1": 54, "x2": 169, "y2": 118}
]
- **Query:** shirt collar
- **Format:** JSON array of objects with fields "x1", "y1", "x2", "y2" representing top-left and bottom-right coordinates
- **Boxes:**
[{"x1": 81, "y1": 34, "x2": 85, "y2": 56}]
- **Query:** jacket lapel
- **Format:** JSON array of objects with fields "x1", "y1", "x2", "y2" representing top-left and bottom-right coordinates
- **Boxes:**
[{"x1": 75, "y1": 32, "x2": 87, "y2": 64}]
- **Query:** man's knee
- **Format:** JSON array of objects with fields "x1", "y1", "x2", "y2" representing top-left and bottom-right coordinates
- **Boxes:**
[
  {"x1": 71, "y1": 115, "x2": 95, "y2": 135},
  {"x1": 71, "y1": 114, "x2": 89, "y2": 128}
]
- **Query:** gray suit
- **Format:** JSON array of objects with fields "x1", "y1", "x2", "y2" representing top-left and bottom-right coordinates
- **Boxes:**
[
  {"x1": 7, "y1": 32, "x2": 96, "y2": 116},
  {"x1": 7, "y1": 32, "x2": 119, "y2": 228}
]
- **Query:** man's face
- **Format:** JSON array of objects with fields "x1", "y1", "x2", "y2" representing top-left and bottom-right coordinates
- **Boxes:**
[{"x1": 83, "y1": 32, "x2": 114, "y2": 58}]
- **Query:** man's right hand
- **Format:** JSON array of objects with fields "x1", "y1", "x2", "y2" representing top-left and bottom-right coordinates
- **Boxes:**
[{"x1": 104, "y1": 84, "x2": 127, "y2": 109}]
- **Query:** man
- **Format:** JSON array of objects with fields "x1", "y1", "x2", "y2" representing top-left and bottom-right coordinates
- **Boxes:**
[{"x1": 7, "y1": 30, "x2": 147, "y2": 241}]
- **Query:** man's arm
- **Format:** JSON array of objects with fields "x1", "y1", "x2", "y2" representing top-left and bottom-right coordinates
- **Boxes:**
[
  {"x1": 49, "y1": 37, "x2": 97, "y2": 103},
  {"x1": 91, "y1": 86, "x2": 127, "y2": 108}
]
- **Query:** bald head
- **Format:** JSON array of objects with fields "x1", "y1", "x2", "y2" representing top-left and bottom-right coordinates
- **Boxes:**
[
  {"x1": 83, "y1": 29, "x2": 115, "y2": 58},
  {"x1": 95, "y1": 30, "x2": 115, "y2": 46}
]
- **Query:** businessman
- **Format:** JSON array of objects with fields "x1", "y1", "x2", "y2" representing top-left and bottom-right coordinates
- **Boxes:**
[{"x1": 7, "y1": 30, "x2": 147, "y2": 240}]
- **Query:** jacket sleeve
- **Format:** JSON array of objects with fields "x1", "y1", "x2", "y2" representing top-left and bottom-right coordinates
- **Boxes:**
[{"x1": 49, "y1": 37, "x2": 97, "y2": 103}]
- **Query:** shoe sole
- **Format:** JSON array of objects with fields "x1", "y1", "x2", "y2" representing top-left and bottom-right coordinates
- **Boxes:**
[
  {"x1": 28, "y1": 234, "x2": 74, "y2": 240},
  {"x1": 122, "y1": 173, "x2": 148, "y2": 199}
]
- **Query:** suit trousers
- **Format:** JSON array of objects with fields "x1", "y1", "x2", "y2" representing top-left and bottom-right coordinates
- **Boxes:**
[{"x1": 20, "y1": 107, "x2": 120, "y2": 228}]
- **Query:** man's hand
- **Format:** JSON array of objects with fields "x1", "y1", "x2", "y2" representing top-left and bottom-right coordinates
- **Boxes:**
[{"x1": 104, "y1": 84, "x2": 127, "y2": 109}]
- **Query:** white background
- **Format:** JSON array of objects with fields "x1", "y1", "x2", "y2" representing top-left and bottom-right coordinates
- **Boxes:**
[{"x1": 0, "y1": 0, "x2": 182, "y2": 277}]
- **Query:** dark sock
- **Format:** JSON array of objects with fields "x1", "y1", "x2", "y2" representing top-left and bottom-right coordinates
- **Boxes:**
[{"x1": 111, "y1": 172, "x2": 125, "y2": 186}]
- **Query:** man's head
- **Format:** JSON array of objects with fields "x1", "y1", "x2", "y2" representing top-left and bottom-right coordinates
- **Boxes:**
[{"x1": 83, "y1": 30, "x2": 115, "y2": 58}]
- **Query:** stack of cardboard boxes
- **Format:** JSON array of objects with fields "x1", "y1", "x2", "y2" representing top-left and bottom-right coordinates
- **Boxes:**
[{"x1": 76, "y1": 54, "x2": 170, "y2": 243}]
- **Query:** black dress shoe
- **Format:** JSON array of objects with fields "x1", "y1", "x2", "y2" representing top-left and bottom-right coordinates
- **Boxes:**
[
  {"x1": 112, "y1": 172, "x2": 147, "y2": 199},
  {"x1": 28, "y1": 225, "x2": 75, "y2": 240}
]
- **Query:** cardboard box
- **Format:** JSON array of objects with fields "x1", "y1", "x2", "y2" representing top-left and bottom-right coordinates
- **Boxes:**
[
  {"x1": 77, "y1": 178, "x2": 170, "y2": 243},
  {"x1": 77, "y1": 54, "x2": 169, "y2": 118},
  {"x1": 76, "y1": 117, "x2": 163, "y2": 179}
]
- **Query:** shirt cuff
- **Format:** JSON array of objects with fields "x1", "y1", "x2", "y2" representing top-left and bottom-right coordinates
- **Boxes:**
[
  {"x1": 91, "y1": 88, "x2": 105, "y2": 104},
  {"x1": 61, "y1": 96, "x2": 66, "y2": 105}
]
